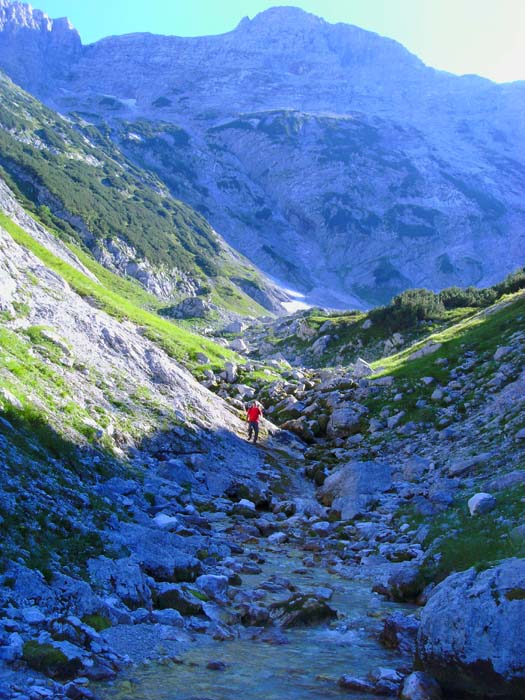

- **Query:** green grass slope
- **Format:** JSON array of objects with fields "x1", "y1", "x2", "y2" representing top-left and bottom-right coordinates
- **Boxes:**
[{"x1": 0, "y1": 211, "x2": 239, "y2": 371}]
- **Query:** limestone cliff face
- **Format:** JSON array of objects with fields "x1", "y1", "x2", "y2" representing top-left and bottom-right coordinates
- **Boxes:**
[
  {"x1": 0, "y1": 3, "x2": 524, "y2": 306},
  {"x1": 0, "y1": 0, "x2": 81, "y2": 93}
]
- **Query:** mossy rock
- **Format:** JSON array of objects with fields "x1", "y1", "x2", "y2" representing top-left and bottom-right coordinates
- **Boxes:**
[
  {"x1": 82, "y1": 614, "x2": 112, "y2": 632},
  {"x1": 23, "y1": 641, "x2": 82, "y2": 679},
  {"x1": 270, "y1": 594, "x2": 337, "y2": 628},
  {"x1": 153, "y1": 586, "x2": 204, "y2": 615}
]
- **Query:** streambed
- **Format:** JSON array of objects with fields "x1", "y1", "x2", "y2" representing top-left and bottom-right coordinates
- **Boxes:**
[{"x1": 98, "y1": 544, "x2": 415, "y2": 700}]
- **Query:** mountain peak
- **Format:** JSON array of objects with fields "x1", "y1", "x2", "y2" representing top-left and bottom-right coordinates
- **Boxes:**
[
  {"x1": 0, "y1": 0, "x2": 78, "y2": 36},
  {"x1": 0, "y1": 0, "x2": 81, "y2": 93},
  {"x1": 236, "y1": 6, "x2": 326, "y2": 35}
]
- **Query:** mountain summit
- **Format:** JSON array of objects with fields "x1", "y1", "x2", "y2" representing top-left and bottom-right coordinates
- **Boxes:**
[{"x1": 0, "y1": 2, "x2": 523, "y2": 307}]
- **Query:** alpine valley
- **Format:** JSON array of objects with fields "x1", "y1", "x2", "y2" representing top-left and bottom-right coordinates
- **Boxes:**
[
  {"x1": 0, "y1": 2, "x2": 525, "y2": 700},
  {"x1": 0, "y1": 0, "x2": 524, "y2": 307}
]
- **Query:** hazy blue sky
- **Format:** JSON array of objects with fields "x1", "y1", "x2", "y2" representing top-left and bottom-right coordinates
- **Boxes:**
[{"x1": 27, "y1": 0, "x2": 524, "y2": 83}]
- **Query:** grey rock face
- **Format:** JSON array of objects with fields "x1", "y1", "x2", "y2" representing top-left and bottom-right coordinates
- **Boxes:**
[
  {"x1": 1, "y1": 5, "x2": 525, "y2": 308},
  {"x1": 317, "y1": 460, "x2": 392, "y2": 519},
  {"x1": 417, "y1": 559, "x2": 525, "y2": 698}
]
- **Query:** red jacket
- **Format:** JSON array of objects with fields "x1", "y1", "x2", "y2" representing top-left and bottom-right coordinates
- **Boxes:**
[{"x1": 247, "y1": 405, "x2": 262, "y2": 422}]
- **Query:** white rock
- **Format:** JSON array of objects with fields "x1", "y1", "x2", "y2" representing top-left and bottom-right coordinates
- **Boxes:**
[
  {"x1": 237, "y1": 498, "x2": 256, "y2": 511},
  {"x1": 268, "y1": 532, "x2": 288, "y2": 545},
  {"x1": 0, "y1": 388, "x2": 22, "y2": 410},
  {"x1": 153, "y1": 513, "x2": 180, "y2": 530},
  {"x1": 401, "y1": 671, "x2": 442, "y2": 700},
  {"x1": 224, "y1": 320, "x2": 246, "y2": 334},
  {"x1": 224, "y1": 361, "x2": 238, "y2": 383},
  {"x1": 229, "y1": 338, "x2": 248, "y2": 353},
  {"x1": 22, "y1": 606, "x2": 46, "y2": 624},
  {"x1": 467, "y1": 493, "x2": 496, "y2": 516}
]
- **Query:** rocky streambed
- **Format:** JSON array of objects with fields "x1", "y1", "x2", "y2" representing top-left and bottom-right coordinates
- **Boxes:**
[{"x1": 96, "y1": 525, "x2": 416, "y2": 700}]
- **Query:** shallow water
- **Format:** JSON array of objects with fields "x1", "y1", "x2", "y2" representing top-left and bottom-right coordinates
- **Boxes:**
[{"x1": 99, "y1": 547, "x2": 415, "y2": 700}]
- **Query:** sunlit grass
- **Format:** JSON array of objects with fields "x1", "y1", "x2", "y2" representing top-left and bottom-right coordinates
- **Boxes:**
[{"x1": 0, "y1": 211, "x2": 239, "y2": 371}]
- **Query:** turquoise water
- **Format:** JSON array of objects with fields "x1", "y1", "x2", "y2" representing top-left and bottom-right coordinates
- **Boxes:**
[{"x1": 99, "y1": 547, "x2": 415, "y2": 700}]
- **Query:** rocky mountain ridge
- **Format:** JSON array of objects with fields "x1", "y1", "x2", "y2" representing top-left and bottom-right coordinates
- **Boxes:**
[{"x1": 0, "y1": 1, "x2": 524, "y2": 307}]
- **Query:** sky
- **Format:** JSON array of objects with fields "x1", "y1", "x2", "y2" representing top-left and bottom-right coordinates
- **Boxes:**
[{"x1": 23, "y1": 0, "x2": 525, "y2": 83}]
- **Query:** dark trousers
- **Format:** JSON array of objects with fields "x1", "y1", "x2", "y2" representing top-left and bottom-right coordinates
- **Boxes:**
[{"x1": 248, "y1": 421, "x2": 259, "y2": 443}]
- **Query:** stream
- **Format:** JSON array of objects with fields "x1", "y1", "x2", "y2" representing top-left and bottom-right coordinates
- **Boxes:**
[{"x1": 97, "y1": 540, "x2": 416, "y2": 700}]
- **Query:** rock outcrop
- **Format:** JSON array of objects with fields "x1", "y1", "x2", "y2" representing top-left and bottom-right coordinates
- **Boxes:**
[
  {"x1": 317, "y1": 461, "x2": 392, "y2": 519},
  {"x1": 417, "y1": 560, "x2": 525, "y2": 698}
]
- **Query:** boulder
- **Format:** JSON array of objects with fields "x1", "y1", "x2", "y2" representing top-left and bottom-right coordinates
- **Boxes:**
[
  {"x1": 448, "y1": 452, "x2": 493, "y2": 477},
  {"x1": 493, "y1": 346, "x2": 511, "y2": 361},
  {"x1": 88, "y1": 556, "x2": 153, "y2": 610},
  {"x1": 408, "y1": 342, "x2": 442, "y2": 361},
  {"x1": 280, "y1": 416, "x2": 315, "y2": 443},
  {"x1": 224, "y1": 320, "x2": 246, "y2": 334},
  {"x1": 224, "y1": 361, "x2": 238, "y2": 383},
  {"x1": 317, "y1": 461, "x2": 392, "y2": 519},
  {"x1": 229, "y1": 338, "x2": 248, "y2": 353},
  {"x1": 373, "y1": 563, "x2": 423, "y2": 603},
  {"x1": 270, "y1": 593, "x2": 337, "y2": 628},
  {"x1": 0, "y1": 388, "x2": 23, "y2": 410},
  {"x1": 152, "y1": 583, "x2": 204, "y2": 615},
  {"x1": 170, "y1": 297, "x2": 210, "y2": 319},
  {"x1": 379, "y1": 612, "x2": 419, "y2": 654},
  {"x1": 326, "y1": 402, "x2": 368, "y2": 438},
  {"x1": 353, "y1": 358, "x2": 373, "y2": 378},
  {"x1": 401, "y1": 672, "x2": 442, "y2": 700},
  {"x1": 417, "y1": 559, "x2": 525, "y2": 698},
  {"x1": 488, "y1": 471, "x2": 525, "y2": 492},
  {"x1": 467, "y1": 493, "x2": 496, "y2": 516},
  {"x1": 402, "y1": 457, "x2": 431, "y2": 482},
  {"x1": 117, "y1": 525, "x2": 203, "y2": 583},
  {"x1": 196, "y1": 575, "x2": 229, "y2": 603},
  {"x1": 151, "y1": 609, "x2": 184, "y2": 626}
]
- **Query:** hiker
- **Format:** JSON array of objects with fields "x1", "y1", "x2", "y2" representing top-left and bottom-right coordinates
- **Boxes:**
[{"x1": 246, "y1": 400, "x2": 263, "y2": 444}]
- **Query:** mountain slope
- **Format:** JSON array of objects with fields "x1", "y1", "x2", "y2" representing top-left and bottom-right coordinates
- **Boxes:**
[
  {"x1": 0, "y1": 172, "x2": 273, "y2": 566},
  {"x1": 0, "y1": 2, "x2": 524, "y2": 307},
  {"x1": 0, "y1": 69, "x2": 285, "y2": 317}
]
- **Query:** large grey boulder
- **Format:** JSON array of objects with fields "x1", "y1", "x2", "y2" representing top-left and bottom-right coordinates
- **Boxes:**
[
  {"x1": 326, "y1": 402, "x2": 368, "y2": 438},
  {"x1": 113, "y1": 524, "x2": 203, "y2": 583},
  {"x1": 317, "y1": 461, "x2": 392, "y2": 519},
  {"x1": 417, "y1": 559, "x2": 525, "y2": 698},
  {"x1": 88, "y1": 556, "x2": 153, "y2": 610}
]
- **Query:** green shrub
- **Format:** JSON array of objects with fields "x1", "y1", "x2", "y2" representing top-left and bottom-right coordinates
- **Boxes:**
[{"x1": 370, "y1": 288, "x2": 445, "y2": 331}]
